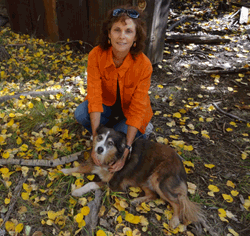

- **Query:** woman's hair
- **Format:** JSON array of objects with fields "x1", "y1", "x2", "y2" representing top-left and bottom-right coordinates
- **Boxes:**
[{"x1": 98, "y1": 5, "x2": 147, "y2": 60}]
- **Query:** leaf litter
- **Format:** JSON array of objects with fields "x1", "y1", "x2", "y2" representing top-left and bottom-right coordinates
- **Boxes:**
[{"x1": 0, "y1": 0, "x2": 250, "y2": 235}]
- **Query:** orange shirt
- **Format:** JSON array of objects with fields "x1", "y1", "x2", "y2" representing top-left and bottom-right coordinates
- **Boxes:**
[{"x1": 86, "y1": 46, "x2": 153, "y2": 134}]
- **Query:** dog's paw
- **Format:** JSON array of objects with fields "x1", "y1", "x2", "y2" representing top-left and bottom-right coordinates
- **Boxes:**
[
  {"x1": 169, "y1": 216, "x2": 180, "y2": 229},
  {"x1": 61, "y1": 168, "x2": 71, "y2": 175}
]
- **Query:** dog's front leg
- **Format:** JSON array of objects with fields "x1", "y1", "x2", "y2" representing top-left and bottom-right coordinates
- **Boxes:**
[
  {"x1": 72, "y1": 182, "x2": 104, "y2": 197},
  {"x1": 61, "y1": 160, "x2": 94, "y2": 175}
]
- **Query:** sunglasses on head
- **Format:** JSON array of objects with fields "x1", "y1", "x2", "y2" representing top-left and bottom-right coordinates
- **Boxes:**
[{"x1": 113, "y1": 8, "x2": 140, "y2": 19}]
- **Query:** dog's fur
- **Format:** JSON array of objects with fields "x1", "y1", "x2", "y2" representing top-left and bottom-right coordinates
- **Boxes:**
[{"x1": 61, "y1": 125, "x2": 204, "y2": 229}]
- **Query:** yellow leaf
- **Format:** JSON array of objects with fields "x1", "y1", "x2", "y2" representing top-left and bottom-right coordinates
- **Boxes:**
[
  {"x1": 204, "y1": 164, "x2": 215, "y2": 169},
  {"x1": 206, "y1": 118, "x2": 214, "y2": 122},
  {"x1": 218, "y1": 208, "x2": 226, "y2": 218},
  {"x1": 184, "y1": 145, "x2": 193, "y2": 151},
  {"x1": 241, "y1": 152, "x2": 248, "y2": 160},
  {"x1": 222, "y1": 194, "x2": 233, "y2": 203},
  {"x1": 155, "y1": 213, "x2": 161, "y2": 221},
  {"x1": 226, "y1": 180, "x2": 235, "y2": 188},
  {"x1": 15, "y1": 223, "x2": 24, "y2": 233},
  {"x1": 28, "y1": 102, "x2": 34, "y2": 109},
  {"x1": 125, "y1": 213, "x2": 140, "y2": 224},
  {"x1": 129, "y1": 187, "x2": 141, "y2": 193},
  {"x1": 179, "y1": 108, "x2": 186, "y2": 114},
  {"x1": 2, "y1": 151, "x2": 10, "y2": 159},
  {"x1": 228, "y1": 87, "x2": 233, "y2": 91},
  {"x1": 154, "y1": 111, "x2": 162, "y2": 115},
  {"x1": 4, "y1": 198, "x2": 10, "y2": 204},
  {"x1": 187, "y1": 182, "x2": 197, "y2": 195},
  {"x1": 75, "y1": 178, "x2": 84, "y2": 187},
  {"x1": 117, "y1": 215, "x2": 123, "y2": 224},
  {"x1": 183, "y1": 161, "x2": 194, "y2": 168},
  {"x1": 7, "y1": 119, "x2": 14, "y2": 127},
  {"x1": 20, "y1": 144, "x2": 28, "y2": 152},
  {"x1": 228, "y1": 228, "x2": 239, "y2": 236},
  {"x1": 198, "y1": 118, "x2": 204, "y2": 123},
  {"x1": 81, "y1": 206, "x2": 90, "y2": 216},
  {"x1": 129, "y1": 192, "x2": 139, "y2": 198},
  {"x1": 173, "y1": 112, "x2": 181, "y2": 118},
  {"x1": 96, "y1": 229, "x2": 107, "y2": 236},
  {"x1": 243, "y1": 199, "x2": 250, "y2": 210},
  {"x1": 87, "y1": 175, "x2": 95, "y2": 180},
  {"x1": 201, "y1": 131, "x2": 210, "y2": 139},
  {"x1": 230, "y1": 121, "x2": 237, "y2": 127},
  {"x1": 226, "y1": 128, "x2": 233, "y2": 132},
  {"x1": 231, "y1": 190, "x2": 239, "y2": 196},
  {"x1": 208, "y1": 185, "x2": 220, "y2": 192},
  {"x1": 75, "y1": 213, "x2": 84, "y2": 223},
  {"x1": 21, "y1": 192, "x2": 30, "y2": 200},
  {"x1": 141, "y1": 202, "x2": 150, "y2": 211},
  {"x1": 157, "y1": 85, "x2": 163, "y2": 89},
  {"x1": 9, "y1": 113, "x2": 15, "y2": 118},
  {"x1": 207, "y1": 191, "x2": 215, "y2": 197},
  {"x1": 5, "y1": 221, "x2": 15, "y2": 232},
  {"x1": 16, "y1": 137, "x2": 22, "y2": 145}
]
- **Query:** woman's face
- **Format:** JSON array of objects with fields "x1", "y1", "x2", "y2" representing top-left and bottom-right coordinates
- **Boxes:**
[{"x1": 108, "y1": 18, "x2": 137, "y2": 56}]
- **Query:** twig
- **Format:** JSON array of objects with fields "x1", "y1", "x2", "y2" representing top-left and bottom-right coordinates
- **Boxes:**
[
  {"x1": 167, "y1": 16, "x2": 188, "y2": 31},
  {"x1": 0, "y1": 151, "x2": 83, "y2": 167},
  {"x1": 1, "y1": 176, "x2": 28, "y2": 228},
  {"x1": 194, "y1": 67, "x2": 250, "y2": 75},
  {"x1": 82, "y1": 189, "x2": 103, "y2": 235},
  {"x1": 0, "y1": 89, "x2": 64, "y2": 103},
  {"x1": 221, "y1": 138, "x2": 243, "y2": 154},
  {"x1": 212, "y1": 103, "x2": 250, "y2": 123}
]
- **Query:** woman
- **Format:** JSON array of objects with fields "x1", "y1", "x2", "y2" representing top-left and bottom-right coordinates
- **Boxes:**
[{"x1": 74, "y1": 6, "x2": 153, "y2": 172}]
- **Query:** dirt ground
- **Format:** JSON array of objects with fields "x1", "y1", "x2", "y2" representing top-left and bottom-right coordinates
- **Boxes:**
[{"x1": 145, "y1": 1, "x2": 250, "y2": 235}]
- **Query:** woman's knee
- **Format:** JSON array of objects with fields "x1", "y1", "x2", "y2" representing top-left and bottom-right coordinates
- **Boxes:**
[{"x1": 74, "y1": 101, "x2": 90, "y2": 125}]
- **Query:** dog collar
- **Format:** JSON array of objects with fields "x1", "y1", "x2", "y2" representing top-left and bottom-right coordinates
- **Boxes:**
[{"x1": 125, "y1": 144, "x2": 132, "y2": 152}]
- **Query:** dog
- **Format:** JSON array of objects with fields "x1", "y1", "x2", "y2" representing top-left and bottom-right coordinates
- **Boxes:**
[{"x1": 61, "y1": 125, "x2": 204, "y2": 229}]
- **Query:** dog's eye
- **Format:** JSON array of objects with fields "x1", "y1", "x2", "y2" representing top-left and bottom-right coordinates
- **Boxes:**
[
  {"x1": 97, "y1": 135, "x2": 103, "y2": 141},
  {"x1": 108, "y1": 141, "x2": 114, "y2": 146}
]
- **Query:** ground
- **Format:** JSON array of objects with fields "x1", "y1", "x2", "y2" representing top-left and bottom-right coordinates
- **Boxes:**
[{"x1": 0, "y1": 0, "x2": 250, "y2": 236}]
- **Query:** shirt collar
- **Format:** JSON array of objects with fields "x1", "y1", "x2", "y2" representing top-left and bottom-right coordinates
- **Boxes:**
[{"x1": 104, "y1": 46, "x2": 133, "y2": 77}]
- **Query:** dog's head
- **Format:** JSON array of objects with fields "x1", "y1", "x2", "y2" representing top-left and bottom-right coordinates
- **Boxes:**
[{"x1": 93, "y1": 125, "x2": 126, "y2": 165}]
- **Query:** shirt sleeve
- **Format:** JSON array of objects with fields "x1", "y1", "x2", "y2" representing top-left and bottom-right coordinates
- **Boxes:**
[
  {"x1": 125, "y1": 60, "x2": 153, "y2": 130},
  {"x1": 87, "y1": 47, "x2": 104, "y2": 113}
]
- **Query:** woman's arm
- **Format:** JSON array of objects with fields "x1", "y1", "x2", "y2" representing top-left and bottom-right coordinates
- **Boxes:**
[
  {"x1": 90, "y1": 112, "x2": 102, "y2": 166},
  {"x1": 108, "y1": 125, "x2": 138, "y2": 172}
]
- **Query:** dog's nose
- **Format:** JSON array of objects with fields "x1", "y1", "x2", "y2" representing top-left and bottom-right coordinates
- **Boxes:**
[{"x1": 97, "y1": 146, "x2": 104, "y2": 154}]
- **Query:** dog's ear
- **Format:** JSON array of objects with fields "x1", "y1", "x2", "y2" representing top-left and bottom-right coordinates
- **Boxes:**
[
  {"x1": 116, "y1": 134, "x2": 127, "y2": 155},
  {"x1": 96, "y1": 124, "x2": 105, "y2": 134}
]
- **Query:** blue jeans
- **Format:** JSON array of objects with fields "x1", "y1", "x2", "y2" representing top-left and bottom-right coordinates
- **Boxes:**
[{"x1": 74, "y1": 100, "x2": 146, "y2": 139}]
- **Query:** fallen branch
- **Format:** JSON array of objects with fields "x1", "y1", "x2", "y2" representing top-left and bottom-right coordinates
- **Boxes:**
[
  {"x1": 0, "y1": 151, "x2": 82, "y2": 167},
  {"x1": 0, "y1": 89, "x2": 64, "y2": 103},
  {"x1": 1, "y1": 176, "x2": 28, "y2": 228},
  {"x1": 212, "y1": 103, "x2": 250, "y2": 123},
  {"x1": 166, "y1": 34, "x2": 230, "y2": 44},
  {"x1": 194, "y1": 67, "x2": 250, "y2": 75},
  {"x1": 82, "y1": 189, "x2": 103, "y2": 235},
  {"x1": 167, "y1": 16, "x2": 189, "y2": 31}
]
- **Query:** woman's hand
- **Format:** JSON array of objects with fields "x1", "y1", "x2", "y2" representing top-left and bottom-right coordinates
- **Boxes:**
[
  {"x1": 91, "y1": 148, "x2": 101, "y2": 166},
  {"x1": 108, "y1": 148, "x2": 130, "y2": 173}
]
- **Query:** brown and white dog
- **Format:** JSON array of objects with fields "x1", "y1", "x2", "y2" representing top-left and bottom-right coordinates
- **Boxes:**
[{"x1": 61, "y1": 125, "x2": 204, "y2": 229}]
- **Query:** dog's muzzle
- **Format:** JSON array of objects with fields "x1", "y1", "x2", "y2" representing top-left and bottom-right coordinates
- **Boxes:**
[{"x1": 97, "y1": 146, "x2": 104, "y2": 154}]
